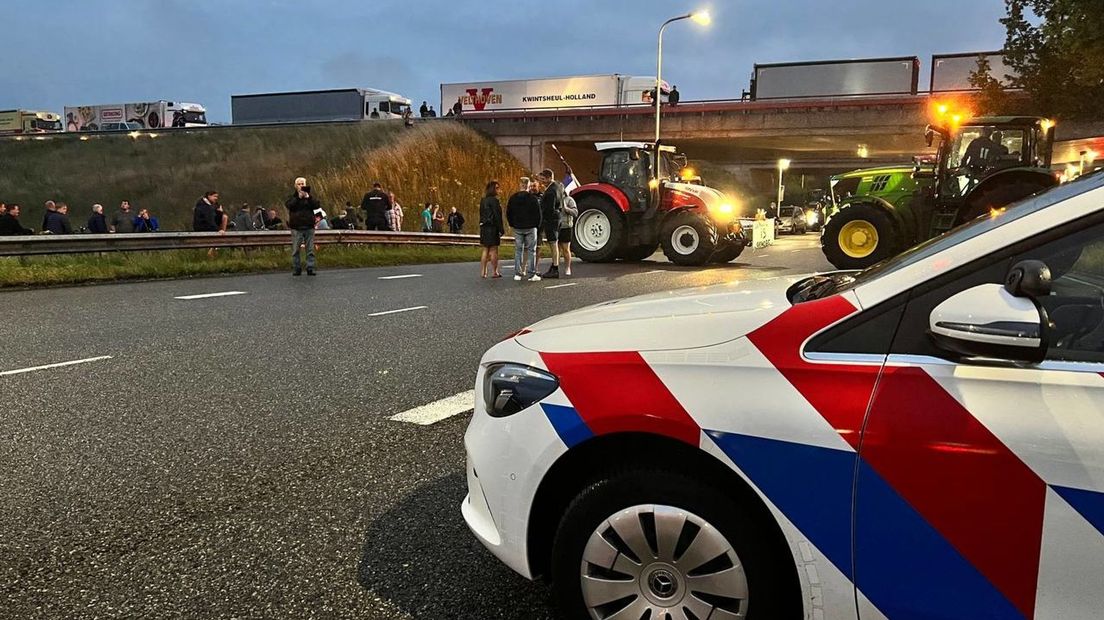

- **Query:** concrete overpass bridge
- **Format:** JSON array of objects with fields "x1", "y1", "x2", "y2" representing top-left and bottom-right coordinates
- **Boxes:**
[{"x1": 463, "y1": 96, "x2": 1104, "y2": 195}]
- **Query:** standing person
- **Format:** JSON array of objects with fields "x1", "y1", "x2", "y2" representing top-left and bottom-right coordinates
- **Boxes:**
[
  {"x1": 286, "y1": 177, "x2": 320, "y2": 276},
  {"x1": 42, "y1": 200, "x2": 57, "y2": 231},
  {"x1": 0, "y1": 204, "x2": 33, "y2": 235},
  {"x1": 111, "y1": 200, "x2": 136, "y2": 233},
  {"x1": 360, "y1": 182, "x2": 392, "y2": 231},
  {"x1": 419, "y1": 101, "x2": 429, "y2": 118},
  {"x1": 193, "y1": 190, "x2": 223, "y2": 257},
  {"x1": 447, "y1": 207, "x2": 465, "y2": 233},
  {"x1": 479, "y1": 180, "x2": 504, "y2": 278},
  {"x1": 431, "y1": 204, "x2": 445, "y2": 233},
  {"x1": 505, "y1": 177, "x2": 542, "y2": 281},
  {"x1": 669, "y1": 85, "x2": 680, "y2": 106},
  {"x1": 87, "y1": 204, "x2": 108, "y2": 233},
  {"x1": 537, "y1": 169, "x2": 565, "y2": 279},
  {"x1": 45, "y1": 203, "x2": 74, "y2": 234},
  {"x1": 389, "y1": 192, "x2": 404, "y2": 231},
  {"x1": 558, "y1": 192, "x2": 579, "y2": 276},
  {"x1": 421, "y1": 203, "x2": 432, "y2": 232},
  {"x1": 233, "y1": 203, "x2": 254, "y2": 231},
  {"x1": 134, "y1": 208, "x2": 159, "y2": 232},
  {"x1": 428, "y1": 106, "x2": 437, "y2": 118},
  {"x1": 452, "y1": 97, "x2": 463, "y2": 117}
]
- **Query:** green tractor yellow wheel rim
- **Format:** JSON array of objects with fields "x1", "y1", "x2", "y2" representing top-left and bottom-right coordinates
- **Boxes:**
[{"x1": 839, "y1": 220, "x2": 879, "y2": 258}]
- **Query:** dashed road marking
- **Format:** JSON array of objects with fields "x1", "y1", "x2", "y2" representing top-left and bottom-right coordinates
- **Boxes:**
[
  {"x1": 366, "y1": 306, "x2": 428, "y2": 317},
  {"x1": 390, "y1": 390, "x2": 475, "y2": 425},
  {"x1": 378, "y1": 274, "x2": 423, "y2": 280},
  {"x1": 642, "y1": 269, "x2": 666, "y2": 275},
  {"x1": 545, "y1": 282, "x2": 578, "y2": 289},
  {"x1": 174, "y1": 291, "x2": 247, "y2": 300},
  {"x1": 1, "y1": 355, "x2": 113, "y2": 377}
]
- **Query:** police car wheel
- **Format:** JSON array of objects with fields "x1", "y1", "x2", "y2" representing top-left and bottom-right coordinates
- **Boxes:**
[{"x1": 551, "y1": 469, "x2": 799, "y2": 620}]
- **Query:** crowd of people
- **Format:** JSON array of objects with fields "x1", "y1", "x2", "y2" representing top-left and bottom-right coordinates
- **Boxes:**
[
  {"x1": 0, "y1": 199, "x2": 163, "y2": 236},
  {"x1": 479, "y1": 168, "x2": 577, "y2": 281}
]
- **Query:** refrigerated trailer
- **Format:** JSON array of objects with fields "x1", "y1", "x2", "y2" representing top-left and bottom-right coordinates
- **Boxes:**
[
  {"x1": 440, "y1": 75, "x2": 667, "y2": 114},
  {"x1": 0, "y1": 110, "x2": 63, "y2": 135},
  {"x1": 750, "y1": 56, "x2": 920, "y2": 100},
  {"x1": 230, "y1": 88, "x2": 412, "y2": 124},
  {"x1": 930, "y1": 51, "x2": 1017, "y2": 92},
  {"x1": 64, "y1": 101, "x2": 207, "y2": 131}
]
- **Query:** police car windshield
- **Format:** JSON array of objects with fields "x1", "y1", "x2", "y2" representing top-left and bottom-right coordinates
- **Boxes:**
[{"x1": 853, "y1": 170, "x2": 1104, "y2": 285}]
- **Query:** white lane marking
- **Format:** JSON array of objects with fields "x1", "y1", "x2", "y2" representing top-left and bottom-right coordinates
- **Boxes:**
[
  {"x1": 174, "y1": 291, "x2": 247, "y2": 300},
  {"x1": 756, "y1": 254, "x2": 769, "y2": 258},
  {"x1": 545, "y1": 282, "x2": 578, "y2": 289},
  {"x1": 390, "y1": 390, "x2": 475, "y2": 425},
  {"x1": 378, "y1": 274, "x2": 423, "y2": 280},
  {"x1": 642, "y1": 269, "x2": 665, "y2": 275},
  {"x1": 1, "y1": 355, "x2": 113, "y2": 377},
  {"x1": 501, "y1": 264, "x2": 514, "y2": 270},
  {"x1": 366, "y1": 306, "x2": 428, "y2": 317},
  {"x1": 790, "y1": 249, "x2": 803, "y2": 253}
]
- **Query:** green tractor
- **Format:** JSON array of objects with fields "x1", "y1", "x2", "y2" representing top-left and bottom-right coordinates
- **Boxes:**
[{"x1": 821, "y1": 116, "x2": 1059, "y2": 270}]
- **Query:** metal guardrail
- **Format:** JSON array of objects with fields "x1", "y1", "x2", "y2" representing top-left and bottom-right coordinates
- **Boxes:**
[{"x1": 0, "y1": 230, "x2": 511, "y2": 257}]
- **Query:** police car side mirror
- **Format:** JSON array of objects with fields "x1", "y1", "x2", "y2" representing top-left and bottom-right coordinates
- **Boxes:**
[{"x1": 929, "y1": 282, "x2": 1047, "y2": 364}]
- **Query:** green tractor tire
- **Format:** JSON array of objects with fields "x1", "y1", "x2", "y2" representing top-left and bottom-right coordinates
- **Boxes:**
[{"x1": 822, "y1": 203, "x2": 898, "y2": 270}]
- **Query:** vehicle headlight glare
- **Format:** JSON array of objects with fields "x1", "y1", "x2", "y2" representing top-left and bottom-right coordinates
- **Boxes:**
[{"x1": 483, "y1": 364, "x2": 559, "y2": 418}]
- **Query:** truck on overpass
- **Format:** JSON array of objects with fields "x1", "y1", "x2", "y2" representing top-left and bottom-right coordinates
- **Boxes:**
[
  {"x1": 441, "y1": 75, "x2": 666, "y2": 114},
  {"x1": 0, "y1": 109, "x2": 63, "y2": 135},
  {"x1": 231, "y1": 88, "x2": 412, "y2": 124}
]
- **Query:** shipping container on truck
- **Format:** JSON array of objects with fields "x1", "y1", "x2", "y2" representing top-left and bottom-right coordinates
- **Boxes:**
[
  {"x1": 930, "y1": 51, "x2": 1017, "y2": 92},
  {"x1": 230, "y1": 88, "x2": 412, "y2": 125},
  {"x1": 0, "y1": 110, "x2": 63, "y2": 135},
  {"x1": 63, "y1": 101, "x2": 207, "y2": 131},
  {"x1": 440, "y1": 74, "x2": 668, "y2": 114},
  {"x1": 750, "y1": 56, "x2": 920, "y2": 100}
]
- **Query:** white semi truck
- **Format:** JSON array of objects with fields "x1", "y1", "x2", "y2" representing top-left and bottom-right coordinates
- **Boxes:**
[
  {"x1": 0, "y1": 109, "x2": 63, "y2": 135},
  {"x1": 230, "y1": 88, "x2": 412, "y2": 124},
  {"x1": 64, "y1": 101, "x2": 208, "y2": 131},
  {"x1": 440, "y1": 74, "x2": 668, "y2": 114}
]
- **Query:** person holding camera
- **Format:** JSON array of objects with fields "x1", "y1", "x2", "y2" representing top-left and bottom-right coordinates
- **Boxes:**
[{"x1": 286, "y1": 177, "x2": 320, "y2": 276}]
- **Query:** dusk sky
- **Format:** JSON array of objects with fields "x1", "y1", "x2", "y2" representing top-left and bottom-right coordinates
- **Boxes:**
[{"x1": 4, "y1": 0, "x2": 1009, "y2": 122}]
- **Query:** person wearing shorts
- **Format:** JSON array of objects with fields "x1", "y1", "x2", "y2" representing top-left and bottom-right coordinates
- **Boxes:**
[
  {"x1": 537, "y1": 169, "x2": 565, "y2": 279},
  {"x1": 558, "y1": 193, "x2": 578, "y2": 276}
]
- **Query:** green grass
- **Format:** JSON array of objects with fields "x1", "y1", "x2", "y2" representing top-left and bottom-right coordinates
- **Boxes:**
[
  {"x1": 0, "y1": 121, "x2": 527, "y2": 232},
  {"x1": 0, "y1": 245, "x2": 484, "y2": 288}
]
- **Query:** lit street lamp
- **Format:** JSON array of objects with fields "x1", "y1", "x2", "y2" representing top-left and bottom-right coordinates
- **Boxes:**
[
  {"x1": 654, "y1": 10, "x2": 710, "y2": 173},
  {"x1": 777, "y1": 158, "x2": 791, "y2": 208}
]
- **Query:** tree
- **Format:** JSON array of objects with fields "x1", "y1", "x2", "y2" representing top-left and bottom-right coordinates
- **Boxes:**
[{"x1": 979, "y1": 0, "x2": 1104, "y2": 119}]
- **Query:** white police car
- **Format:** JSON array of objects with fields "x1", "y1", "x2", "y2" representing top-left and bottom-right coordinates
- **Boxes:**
[{"x1": 463, "y1": 172, "x2": 1104, "y2": 619}]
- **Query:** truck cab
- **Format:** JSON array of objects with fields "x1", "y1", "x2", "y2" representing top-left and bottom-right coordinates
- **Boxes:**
[{"x1": 364, "y1": 91, "x2": 412, "y2": 119}]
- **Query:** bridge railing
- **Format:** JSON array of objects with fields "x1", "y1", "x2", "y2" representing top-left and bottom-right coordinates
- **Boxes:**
[{"x1": 0, "y1": 230, "x2": 510, "y2": 257}]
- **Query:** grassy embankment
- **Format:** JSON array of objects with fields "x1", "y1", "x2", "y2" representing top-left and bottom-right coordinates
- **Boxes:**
[{"x1": 0, "y1": 121, "x2": 527, "y2": 286}]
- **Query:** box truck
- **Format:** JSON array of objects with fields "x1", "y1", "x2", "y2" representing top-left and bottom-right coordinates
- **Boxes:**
[
  {"x1": 930, "y1": 51, "x2": 1017, "y2": 92},
  {"x1": 750, "y1": 56, "x2": 920, "y2": 100},
  {"x1": 0, "y1": 110, "x2": 63, "y2": 135},
  {"x1": 230, "y1": 88, "x2": 412, "y2": 124},
  {"x1": 440, "y1": 75, "x2": 668, "y2": 114},
  {"x1": 64, "y1": 101, "x2": 207, "y2": 131}
]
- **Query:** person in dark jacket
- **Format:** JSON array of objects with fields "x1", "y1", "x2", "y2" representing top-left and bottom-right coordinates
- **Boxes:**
[
  {"x1": 193, "y1": 191, "x2": 221, "y2": 232},
  {"x1": 537, "y1": 169, "x2": 566, "y2": 279},
  {"x1": 286, "y1": 177, "x2": 320, "y2": 276},
  {"x1": 0, "y1": 204, "x2": 33, "y2": 235},
  {"x1": 87, "y1": 204, "x2": 108, "y2": 233},
  {"x1": 42, "y1": 200, "x2": 57, "y2": 231},
  {"x1": 669, "y1": 85, "x2": 680, "y2": 105},
  {"x1": 478, "y1": 180, "x2": 504, "y2": 279},
  {"x1": 419, "y1": 101, "x2": 429, "y2": 118},
  {"x1": 447, "y1": 207, "x2": 465, "y2": 233},
  {"x1": 360, "y1": 182, "x2": 392, "y2": 231},
  {"x1": 45, "y1": 203, "x2": 74, "y2": 234},
  {"x1": 505, "y1": 177, "x2": 542, "y2": 280},
  {"x1": 133, "y1": 208, "x2": 159, "y2": 232}
]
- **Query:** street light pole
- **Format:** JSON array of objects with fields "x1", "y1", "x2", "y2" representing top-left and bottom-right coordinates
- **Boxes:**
[{"x1": 654, "y1": 11, "x2": 710, "y2": 180}]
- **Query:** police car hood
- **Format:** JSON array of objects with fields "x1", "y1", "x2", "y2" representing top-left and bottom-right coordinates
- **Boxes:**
[{"x1": 515, "y1": 276, "x2": 803, "y2": 353}]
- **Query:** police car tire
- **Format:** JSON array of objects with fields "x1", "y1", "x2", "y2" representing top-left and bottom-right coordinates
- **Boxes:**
[{"x1": 551, "y1": 468, "x2": 801, "y2": 620}]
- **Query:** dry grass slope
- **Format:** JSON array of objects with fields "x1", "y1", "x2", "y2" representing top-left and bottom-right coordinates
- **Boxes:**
[{"x1": 0, "y1": 121, "x2": 527, "y2": 232}]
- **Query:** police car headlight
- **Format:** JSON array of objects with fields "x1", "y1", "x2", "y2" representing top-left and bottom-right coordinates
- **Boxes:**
[{"x1": 483, "y1": 364, "x2": 559, "y2": 418}]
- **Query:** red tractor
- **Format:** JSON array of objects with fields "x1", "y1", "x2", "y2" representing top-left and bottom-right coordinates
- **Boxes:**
[{"x1": 570, "y1": 142, "x2": 746, "y2": 266}]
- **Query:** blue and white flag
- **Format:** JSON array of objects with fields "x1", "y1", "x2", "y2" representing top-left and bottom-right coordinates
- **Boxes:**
[{"x1": 563, "y1": 172, "x2": 580, "y2": 194}]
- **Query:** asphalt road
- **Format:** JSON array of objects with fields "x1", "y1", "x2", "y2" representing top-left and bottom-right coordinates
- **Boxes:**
[{"x1": 0, "y1": 234, "x2": 830, "y2": 619}]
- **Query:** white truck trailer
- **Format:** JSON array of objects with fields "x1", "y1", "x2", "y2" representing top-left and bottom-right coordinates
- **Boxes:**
[
  {"x1": 750, "y1": 56, "x2": 921, "y2": 100},
  {"x1": 64, "y1": 101, "x2": 208, "y2": 131},
  {"x1": 440, "y1": 74, "x2": 668, "y2": 114}
]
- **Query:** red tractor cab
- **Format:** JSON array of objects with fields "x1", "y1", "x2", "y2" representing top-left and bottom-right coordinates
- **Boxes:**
[{"x1": 570, "y1": 142, "x2": 746, "y2": 266}]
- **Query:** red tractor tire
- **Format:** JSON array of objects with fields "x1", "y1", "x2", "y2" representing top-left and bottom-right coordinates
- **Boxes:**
[
  {"x1": 661, "y1": 211, "x2": 718, "y2": 266},
  {"x1": 572, "y1": 196, "x2": 625, "y2": 263}
]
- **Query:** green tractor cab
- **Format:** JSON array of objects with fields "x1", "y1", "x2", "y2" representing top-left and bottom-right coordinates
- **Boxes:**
[{"x1": 821, "y1": 116, "x2": 1059, "y2": 270}]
